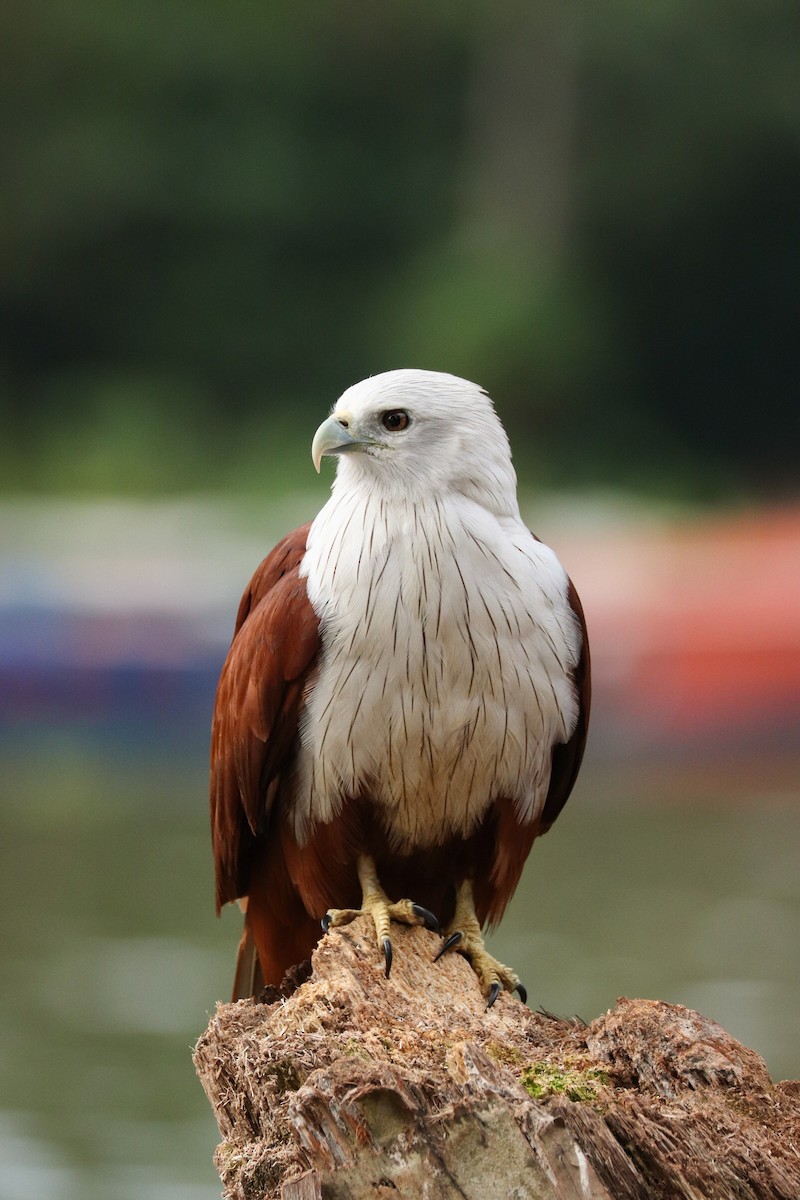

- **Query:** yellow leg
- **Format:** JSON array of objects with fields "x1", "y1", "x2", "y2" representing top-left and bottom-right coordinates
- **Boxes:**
[
  {"x1": 323, "y1": 855, "x2": 439, "y2": 976},
  {"x1": 435, "y1": 879, "x2": 526, "y2": 1007}
]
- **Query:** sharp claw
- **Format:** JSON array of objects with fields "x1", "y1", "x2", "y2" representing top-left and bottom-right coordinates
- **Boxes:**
[
  {"x1": 487, "y1": 981, "x2": 501, "y2": 1009},
  {"x1": 433, "y1": 930, "x2": 463, "y2": 963},
  {"x1": 515, "y1": 983, "x2": 528, "y2": 1005},
  {"x1": 411, "y1": 904, "x2": 441, "y2": 933},
  {"x1": 321, "y1": 913, "x2": 332, "y2": 933},
  {"x1": 383, "y1": 937, "x2": 393, "y2": 978}
]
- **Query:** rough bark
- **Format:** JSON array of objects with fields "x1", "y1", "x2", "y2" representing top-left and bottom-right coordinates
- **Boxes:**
[{"x1": 194, "y1": 917, "x2": 800, "y2": 1200}]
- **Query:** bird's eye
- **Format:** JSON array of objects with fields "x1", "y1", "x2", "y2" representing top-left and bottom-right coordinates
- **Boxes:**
[{"x1": 381, "y1": 409, "x2": 410, "y2": 432}]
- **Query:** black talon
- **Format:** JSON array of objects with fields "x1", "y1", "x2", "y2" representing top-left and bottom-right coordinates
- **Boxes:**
[
  {"x1": 487, "y1": 981, "x2": 502, "y2": 1009},
  {"x1": 321, "y1": 913, "x2": 332, "y2": 933},
  {"x1": 433, "y1": 930, "x2": 463, "y2": 962},
  {"x1": 515, "y1": 983, "x2": 528, "y2": 1005},
  {"x1": 411, "y1": 904, "x2": 441, "y2": 933},
  {"x1": 383, "y1": 937, "x2": 393, "y2": 978}
]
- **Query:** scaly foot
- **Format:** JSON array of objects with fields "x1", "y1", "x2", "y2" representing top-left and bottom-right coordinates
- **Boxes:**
[
  {"x1": 435, "y1": 879, "x2": 527, "y2": 1008},
  {"x1": 322, "y1": 855, "x2": 439, "y2": 977}
]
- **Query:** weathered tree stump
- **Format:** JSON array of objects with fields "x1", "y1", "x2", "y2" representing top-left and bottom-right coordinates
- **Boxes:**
[{"x1": 194, "y1": 917, "x2": 800, "y2": 1199}]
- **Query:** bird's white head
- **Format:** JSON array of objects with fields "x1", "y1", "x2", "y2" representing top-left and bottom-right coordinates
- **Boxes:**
[{"x1": 311, "y1": 369, "x2": 520, "y2": 517}]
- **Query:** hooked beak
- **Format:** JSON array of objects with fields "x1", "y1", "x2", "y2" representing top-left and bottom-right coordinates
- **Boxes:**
[{"x1": 311, "y1": 414, "x2": 379, "y2": 473}]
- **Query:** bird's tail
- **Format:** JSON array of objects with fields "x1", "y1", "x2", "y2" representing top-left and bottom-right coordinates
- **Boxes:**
[{"x1": 231, "y1": 908, "x2": 265, "y2": 1000}]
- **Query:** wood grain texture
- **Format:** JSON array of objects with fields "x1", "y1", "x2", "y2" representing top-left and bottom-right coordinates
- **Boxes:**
[{"x1": 194, "y1": 919, "x2": 800, "y2": 1200}]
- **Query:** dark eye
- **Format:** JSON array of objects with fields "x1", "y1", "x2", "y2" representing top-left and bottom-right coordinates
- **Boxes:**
[{"x1": 381, "y1": 409, "x2": 410, "y2": 432}]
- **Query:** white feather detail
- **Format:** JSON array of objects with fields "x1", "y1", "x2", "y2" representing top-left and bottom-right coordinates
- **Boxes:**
[{"x1": 296, "y1": 485, "x2": 581, "y2": 852}]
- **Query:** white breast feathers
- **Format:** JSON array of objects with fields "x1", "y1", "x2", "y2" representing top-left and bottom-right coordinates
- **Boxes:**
[{"x1": 295, "y1": 486, "x2": 582, "y2": 852}]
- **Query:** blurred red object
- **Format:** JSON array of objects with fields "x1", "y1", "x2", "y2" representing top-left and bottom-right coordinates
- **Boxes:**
[{"x1": 564, "y1": 507, "x2": 800, "y2": 753}]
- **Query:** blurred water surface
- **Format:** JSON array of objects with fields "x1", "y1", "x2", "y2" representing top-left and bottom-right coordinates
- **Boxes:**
[{"x1": 1, "y1": 739, "x2": 798, "y2": 1200}]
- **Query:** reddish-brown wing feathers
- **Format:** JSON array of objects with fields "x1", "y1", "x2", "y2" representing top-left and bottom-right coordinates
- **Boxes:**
[
  {"x1": 210, "y1": 523, "x2": 320, "y2": 914},
  {"x1": 540, "y1": 579, "x2": 591, "y2": 830}
]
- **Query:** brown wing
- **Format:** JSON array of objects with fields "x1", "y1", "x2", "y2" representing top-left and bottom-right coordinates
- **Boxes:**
[
  {"x1": 540, "y1": 577, "x2": 591, "y2": 831},
  {"x1": 210, "y1": 522, "x2": 320, "y2": 913},
  {"x1": 479, "y1": 574, "x2": 591, "y2": 926}
]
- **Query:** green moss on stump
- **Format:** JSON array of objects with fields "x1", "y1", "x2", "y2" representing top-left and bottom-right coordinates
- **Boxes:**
[{"x1": 520, "y1": 1060, "x2": 610, "y2": 1103}]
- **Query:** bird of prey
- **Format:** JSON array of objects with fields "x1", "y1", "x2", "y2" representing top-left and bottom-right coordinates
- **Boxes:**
[{"x1": 210, "y1": 369, "x2": 590, "y2": 1006}]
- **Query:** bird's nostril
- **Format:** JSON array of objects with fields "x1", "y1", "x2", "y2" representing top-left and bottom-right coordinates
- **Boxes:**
[{"x1": 338, "y1": 418, "x2": 349, "y2": 429}]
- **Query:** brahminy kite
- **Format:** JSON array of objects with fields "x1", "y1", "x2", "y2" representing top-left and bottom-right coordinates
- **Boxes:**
[{"x1": 211, "y1": 369, "x2": 590, "y2": 1006}]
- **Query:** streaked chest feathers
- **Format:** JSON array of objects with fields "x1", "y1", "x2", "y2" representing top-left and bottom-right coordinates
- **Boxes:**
[{"x1": 297, "y1": 490, "x2": 581, "y2": 851}]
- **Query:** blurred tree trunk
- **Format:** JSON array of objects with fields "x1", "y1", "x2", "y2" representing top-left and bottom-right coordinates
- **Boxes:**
[
  {"x1": 461, "y1": 2, "x2": 582, "y2": 265},
  {"x1": 195, "y1": 918, "x2": 800, "y2": 1200}
]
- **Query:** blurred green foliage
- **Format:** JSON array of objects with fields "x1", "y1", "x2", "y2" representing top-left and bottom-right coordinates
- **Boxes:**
[{"x1": 1, "y1": 1, "x2": 799, "y2": 497}]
